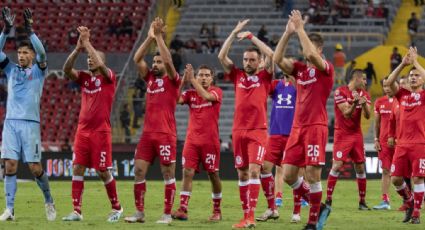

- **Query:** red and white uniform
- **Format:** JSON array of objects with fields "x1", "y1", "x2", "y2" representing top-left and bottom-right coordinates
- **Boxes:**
[
  {"x1": 181, "y1": 86, "x2": 222, "y2": 172},
  {"x1": 73, "y1": 69, "x2": 116, "y2": 170},
  {"x1": 135, "y1": 71, "x2": 181, "y2": 165},
  {"x1": 333, "y1": 86, "x2": 370, "y2": 163},
  {"x1": 374, "y1": 96, "x2": 397, "y2": 170},
  {"x1": 228, "y1": 65, "x2": 272, "y2": 168},
  {"x1": 283, "y1": 61, "x2": 334, "y2": 166},
  {"x1": 392, "y1": 88, "x2": 425, "y2": 178}
]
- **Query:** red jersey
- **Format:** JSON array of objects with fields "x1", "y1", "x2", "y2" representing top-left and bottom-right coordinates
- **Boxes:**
[
  {"x1": 142, "y1": 71, "x2": 181, "y2": 135},
  {"x1": 291, "y1": 60, "x2": 334, "y2": 127},
  {"x1": 76, "y1": 69, "x2": 116, "y2": 132},
  {"x1": 389, "y1": 100, "x2": 400, "y2": 138},
  {"x1": 395, "y1": 88, "x2": 425, "y2": 144},
  {"x1": 228, "y1": 65, "x2": 272, "y2": 130},
  {"x1": 334, "y1": 86, "x2": 370, "y2": 133},
  {"x1": 181, "y1": 86, "x2": 222, "y2": 143},
  {"x1": 374, "y1": 96, "x2": 396, "y2": 141}
]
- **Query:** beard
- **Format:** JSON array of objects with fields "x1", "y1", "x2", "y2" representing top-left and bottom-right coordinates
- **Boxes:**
[
  {"x1": 244, "y1": 66, "x2": 256, "y2": 75},
  {"x1": 152, "y1": 68, "x2": 163, "y2": 77}
]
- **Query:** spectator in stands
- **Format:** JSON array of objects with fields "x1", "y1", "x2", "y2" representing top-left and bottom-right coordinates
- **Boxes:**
[
  {"x1": 199, "y1": 23, "x2": 211, "y2": 39},
  {"x1": 208, "y1": 38, "x2": 221, "y2": 53},
  {"x1": 68, "y1": 29, "x2": 78, "y2": 51},
  {"x1": 340, "y1": 1, "x2": 351, "y2": 18},
  {"x1": 211, "y1": 22, "x2": 221, "y2": 39},
  {"x1": 132, "y1": 93, "x2": 143, "y2": 128},
  {"x1": 185, "y1": 38, "x2": 200, "y2": 53},
  {"x1": 171, "y1": 49, "x2": 183, "y2": 73},
  {"x1": 170, "y1": 34, "x2": 184, "y2": 51},
  {"x1": 345, "y1": 60, "x2": 356, "y2": 84},
  {"x1": 407, "y1": 12, "x2": 419, "y2": 46},
  {"x1": 269, "y1": 34, "x2": 279, "y2": 49},
  {"x1": 257, "y1": 25, "x2": 269, "y2": 43},
  {"x1": 390, "y1": 47, "x2": 402, "y2": 71},
  {"x1": 120, "y1": 103, "x2": 131, "y2": 143},
  {"x1": 374, "y1": 2, "x2": 388, "y2": 18},
  {"x1": 329, "y1": 5, "x2": 339, "y2": 25},
  {"x1": 333, "y1": 43, "x2": 346, "y2": 86},
  {"x1": 282, "y1": 0, "x2": 293, "y2": 18},
  {"x1": 61, "y1": 139, "x2": 72, "y2": 152},
  {"x1": 120, "y1": 15, "x2": 133, "y2": 37},
  {"x1": 363, "y1": 62, "x2": 377, "y2": 91},
  {"x1": 365, "y1": 1, "x2": 375, "y2": 18},
  {"x1": 108, "y1": 17, "x2": 120, "y2": 36},
  {"x1": 415, "y1": 0, "x2": 424, "y2": 6}
]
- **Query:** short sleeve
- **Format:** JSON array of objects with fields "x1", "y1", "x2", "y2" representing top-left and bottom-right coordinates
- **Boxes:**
[
  {"x1": 374, "y1": 99, "x2": 380, "y2": 114},
  {"x1": 103, "y1": 68, "x2": 116, "y2": 84},
  {"x1": 259, "y1": 69, "x2": 272, "y2": 83},
  {"x1": 75, "y1": 71, "x2": 88, "y2": 86},
  {"x1": 228, "y1": 65, "x2": 241, "y2": 83},
  {"x1": 181, "y1": 90, "x2": 191, "y2": 104},
  {"x1": 291, "y1": 61, "x2": 307, "y2": 78},
  {"x1": 270, "y1": 80, "x2": 280, "y2": 95},
  {"x1": 334, "y1": 88, "x2": 347, "y2": 105},
  {"x1": 321, "y1": 60, "x2": 333, "y2": 77},
  {"x1": 395, "y1": 88, "x2": 409, "y2": 100},
  {"x1": 210, "y1": 87, "x2": 222, "y2": 103},
  {"x1": 170, "y1": 73, "x2": 182, "y2": 88}
]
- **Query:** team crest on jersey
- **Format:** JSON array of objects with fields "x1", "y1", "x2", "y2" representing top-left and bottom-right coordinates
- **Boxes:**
[
  {"x1": 390, "y1": 164, "x2": 395, "y2": 173},
  {"x1": 156, "y1": 78, "x2": 164, "y2": 87},
  {"x1": 412, "y1": 92, "x2": 421, "y2": 101},
  {"x1": 84, "y1": 81, "x2": 89, "y2": 86},
  {"x1": 235, "y1": 156, "x2": 242, "y2": 165},
  {"x1": 95, "y1": 78, "x2": 101, "y2": 87},
  {"x1": 247, "y1": 75, "x2": 259, "y2": 83},
  {"x1": 336, "y1": 151, "x2": 343, "y2": 158},
  {"x1": 309, "y1": 68, "x2": 316, "y2": 78},
  {"x1": 335, "y1": 89, "x2": 340, "y2": 95}
]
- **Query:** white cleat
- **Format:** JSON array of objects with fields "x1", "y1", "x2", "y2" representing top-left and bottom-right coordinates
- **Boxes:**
[
  {"x1": 0, "y1": 208, "x2": 15, "y2": 221},
  {"x1": 156, "y1": 214, "x2": 172, "y2": 224},
  {"x1": 256, "y1": 208, "x2": 279, "y2": 221},
  {"x1": 124, "y1": 211, "x2": 145, "y2": 223},
  {"x1": 107, "y1": 207, "x2": 123, "y2": 223},
  {"x1": 62, "y1": 211, "x2": 83, "y2": 221},
  {"x1": 291, "y1": 213, "x2": 301, "y2": 223},
  {"x1": 45, "y1": 203, "x2": 57, "y2": 221}
]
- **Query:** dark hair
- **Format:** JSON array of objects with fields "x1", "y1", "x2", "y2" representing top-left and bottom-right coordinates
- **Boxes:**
[
  {"x1": 244, "y1": 46, "x2": 261, "y2": 57},
  {"x1": 349, "y1": 68, "x2": 364, "y2": 81},
  {"x1": 308, "y1": 33, "x2": 324, "y2": 47},
  {"x1": 197, "y1": 64, "x2": 214, "y2": 77},
  {"x1": 154, "y1": 51, "x2": 161, "y2": 57},
  {"x1": 17, "y1": 40, "x2": 34, "y2": 51}
]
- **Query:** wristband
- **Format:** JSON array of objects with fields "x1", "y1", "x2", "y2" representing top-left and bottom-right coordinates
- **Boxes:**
[{"x1": 246, "y1": 33, "x2": 253, "y2": 40}]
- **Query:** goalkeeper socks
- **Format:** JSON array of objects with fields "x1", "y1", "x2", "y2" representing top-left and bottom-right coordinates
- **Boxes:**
[
  {"x1": 35, "y1": 171, "x2": 54, "y2": 204},
  {"x1": 4, "y1": 174, "x2": 17, "y2": 211}
]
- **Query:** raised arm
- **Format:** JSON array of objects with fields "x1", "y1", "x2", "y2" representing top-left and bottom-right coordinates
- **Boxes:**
[
  {"x1": 133, "y1": 22, "x2": 155, "y2": 79},
  {"x1": 187, "y1": 64, "x2": 217, "y2": 101},
  {"x1": 291, "y1": 10, "x2": 326, "y2": 71},
  {"x1": 153, "y1": 17, "x2": 177, "y2": 80},
  {"x1": 62, "y1": 37, "x2": 82, "y2": 81},
  {"x1": 273, "y1": 18, "x2": 296, "y2": 74},
  {"x1": 78, "y1": 26, "x2": 111, "y2": 81},
  {"x1": 410, "y1": 46, "x2": 425, "y2": 77},
  {"x1": 0, "y1": 7, "x2": 14, "y2": 64},
  {"x1": 237, "y1": 31, "x2": 273, "y2": 74},
  {"x1": 384, "y1": 53, "x2": 411, "y2": 95},
  {"x1": 24, "y1": 8, "x2": 47, "y2": 69},
  {"x1": 218, "y1": 19, "x2": 249, "y2": 73},
  {"x1": 177, "y1": 66, "x2": 190, "y2": 105}
]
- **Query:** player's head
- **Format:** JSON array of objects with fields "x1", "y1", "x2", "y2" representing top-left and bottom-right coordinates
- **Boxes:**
[
  {"x1": 196, "y1": 64, "x2": 214, "y2": 89},
  {"x1": 393, "y1": 47, "x2": 398, "y2": 53},
  {"x1": 308, "y1": 33, "x2": 324, "y2": 54},
  {"x1": 152, "y1": 52, "x2": 165, "y2": 77},
  {"x1": 408, "y1": 67, "x2": 424, "y2": 90},
  {"x1": 17, "y1": 40, "x2": 35, "y2": 68},
  {"x1": 382, "y1": 76, "x2": 397, "y2": 97},
  {"x1": 87, "y1": 51, "x2": 106, "y2": 72},
  {"x1": 243, "y1": 46, "x2": 261, "y2": 75},
  {"x1": 349, "y1": 69, "x2": 366, "y2": 89}
]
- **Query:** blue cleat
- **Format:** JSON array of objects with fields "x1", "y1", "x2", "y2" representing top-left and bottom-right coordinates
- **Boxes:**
[
  {"x1": 275, "y1": 198, "x2": 283, "y2": 208},
  {"x1": 372, "y1": 201, "x2": 391, "y2": 210},
  {"x1": 316, "y1": 203, "x2": 331, "y2": 230},
  {"x1": 301, "y1": 198, "x2": 309, "y2": 208}
]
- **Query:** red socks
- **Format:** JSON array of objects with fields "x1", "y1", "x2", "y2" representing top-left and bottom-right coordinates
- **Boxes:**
[
  {"x1": 164, "y1": 179, "x2": 176, "y2": 215},
  {"x1": 134, "y1": 181, "x2": 146, "y2": 212},
  {"x1": 72, "y1": 176, "x2": 84, "y2": 214},
  {"x1": 104, "y1": 177, "x2": 121, "y2": 210},
  {"x1": 260, "y1": 174, "x2": 276, "y2": 210}
]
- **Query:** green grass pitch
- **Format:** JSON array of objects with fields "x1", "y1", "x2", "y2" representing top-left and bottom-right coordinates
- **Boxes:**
[{"x1": 0, "y1": 180, "x2": 423, "y2": 229}]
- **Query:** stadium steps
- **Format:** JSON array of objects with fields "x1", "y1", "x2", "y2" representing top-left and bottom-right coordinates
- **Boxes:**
[{"x1": 385, "y1": 0, "x2": 423, "y2": 46}]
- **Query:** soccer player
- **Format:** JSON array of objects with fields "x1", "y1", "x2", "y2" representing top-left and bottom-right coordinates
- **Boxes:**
[
  {"x1": 61, "y1": 26, "x2": 123, "y2": 222},
  {"x1": 256, "y1": 74, "x2": 299, "y2": 222},
  {"x1": 218, "y1": 19, "x2": 273, "y2": 228},
  {"x1": 325, "y1": 69, "x2": 371, "y2": 210},
  {"x1": 384, "y1": 47, "x2": 424, "y2": 224},
  {"x1": 273, "y1": 10, "x2": 334, "y2": 230},
  {"x1": 124, "y1": 17, "x2": 181, "y2": 224},
  {"x1": 172, "y1": 64, "x2": 223, "y2": 221},
  {"x1": 372, "y1": 77, "x2": 398, "y2": 210},
  {"x1": 0, "y1": 7, "x2": 56, "y2": 221}
]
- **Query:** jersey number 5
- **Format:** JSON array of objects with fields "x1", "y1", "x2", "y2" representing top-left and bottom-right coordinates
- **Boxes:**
[{"x1": 100, "y1": 151, "x2": 106, "y2": 167}]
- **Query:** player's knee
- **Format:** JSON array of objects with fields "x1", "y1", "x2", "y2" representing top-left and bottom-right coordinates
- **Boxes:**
[
  {"x1": 208, "y1": 171, "x2": 220, "y2": 181},
  {"x1": 97, "y1": 170, "x2": 111, "y2": 181},
  {"x1": 28, "y1": 163, "x2": 43, "y2": 177},
  {"x1": 331, "y1": 161, "x2": 343, "y2": 171},
  {"x1": 73, "y1": 164, "x2": 85, "y2": 176},
  {"x1": 354, "y1": 163, "x2": 365, "y2": 174},
  {"x1": 391, "y1": 176, "x2": 403, "y2": 186},
  {"x1": 183, "y1": 168, "x2": 195, "y2": 178},
  {"x1": 283, "y1": 172, "x2": 297, "y2": 185},
  {"x1": 4, "y1": 160, "x2": 18, "y2": 174}
]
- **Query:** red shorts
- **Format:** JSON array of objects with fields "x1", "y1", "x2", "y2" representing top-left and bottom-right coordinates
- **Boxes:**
[
  {"x1": 378, "y1": 141, "x2": 395, "y2": 171},
  {"x1": 233, "y1": 129, "x2": 268, "y2": 168},
  {"x1": 391, "y1": 144, "x2": 425, "y2": 178},
  {"x1": 182, "y1": 141, "x2": 220, "y2": 173},
  {"x1": 135, "y1": 132, "x2": 177, "y2": 165},
  {"x1": 265, "y1": 135, "x2": 289, "y2": 166},
  {"x1": 333, "y1": 131, "x2": 365, "y2": 163},
  {"x1": 282, "y1": 125, "x2": 328, "y2": 167},
  {"x1": 73, "y1": 131, "x2": 112, "y2": 171}
]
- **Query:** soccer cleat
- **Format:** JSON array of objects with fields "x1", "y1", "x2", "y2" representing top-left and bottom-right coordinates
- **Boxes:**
[
  {"x1": 317, "y1": 203, "x2": 332, "y2": 230},
  {"x1": 410, "y1": 217, "x2": 420, "y2": 224},
  {"x1": 171, "y1": 208, "x2": 188, "y2": 221},
  {"x1": 372, "y1": 201, "x2": 391, "y2": 210},
  {"x1": 124, "y1": 211, "x2": 145, "y2": 223},
  {"x1": 402, "y1": 205, "x2": 414, "y2": 223},
  {"x1": 325, "y1": 199, "x2": 332, "y2": 207},
  {"x1": 156, "y1": 214, "x2": 172, "y2": 224},
  {"x1": 0, "y1": 208, "x2": 15, "y2": 221},
  {"x1": 107, "y1": 206, "x2": 123, "y2": 223},
  {"x1": 208, "y1": 212, "x2": 222, "y2": 222},
  {"x1": 45, "y1": 203, "x2": 57, "y2": 221},
  {"x1": 290, "y1": 213, "x2": 301, "y2": 223},
  {"x1": 358, "y1": 202, "x2": 371, "y2": 210},
  {"x1": 301, "y1": 198, "x2": 309, "y2": 207},
  {"x1": 275, "y1": 197, "x2": 283, "y2": 207},
  {"x1": 62, "y1": 211, "x2": 83, "y2": 221},
  {"x1": 255, "y1": 208, "x2": 279, "y2": 221},
  {"x1": 303, "y1": 223, "x2": 317, "y2": 230},
  {"x1": 232, "y1": 219, "x2": 248, "y2": 229}
]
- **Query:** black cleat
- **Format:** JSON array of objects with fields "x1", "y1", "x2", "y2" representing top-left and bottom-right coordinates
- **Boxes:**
[
  {"x1": 317, "y1": 203, "x2": 332, "y2": 230},
  {"x1": 358, "y1": 202, "x2": 371, "y2": 211},
  {"x1": 410, "y1": 217, "x2": 420, "y2": 224},
  {"x1": 325, "y1": 199, "x2": 332, "y2": 207},
  {"x1": 303, "y1": 224, "x2": 317, "y2": 230},
  {"x1": 403, "y1": 206, "x2": 414, "y2": 223}
]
